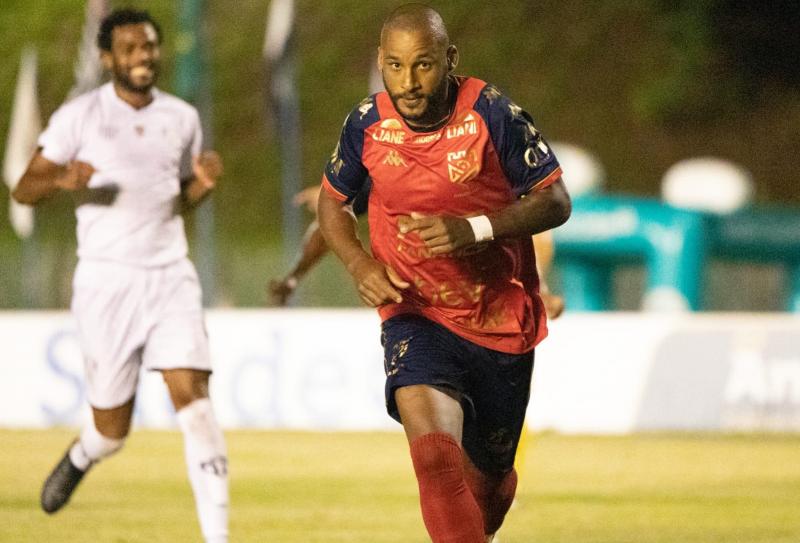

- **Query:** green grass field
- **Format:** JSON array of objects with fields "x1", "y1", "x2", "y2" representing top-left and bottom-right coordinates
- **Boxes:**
[{"x1": 1, "y1": 429, "x2": 799, "y2": 542}]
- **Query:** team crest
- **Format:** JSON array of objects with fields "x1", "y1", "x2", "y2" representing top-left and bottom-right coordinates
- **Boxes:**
[{"x1": 447, "y1": 149, "x2": 480, "y2": 183}]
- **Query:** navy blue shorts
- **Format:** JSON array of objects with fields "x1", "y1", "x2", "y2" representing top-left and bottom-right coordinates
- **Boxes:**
[{"x1": 381, "y1": 314, "x2": 534, "y2": 474}]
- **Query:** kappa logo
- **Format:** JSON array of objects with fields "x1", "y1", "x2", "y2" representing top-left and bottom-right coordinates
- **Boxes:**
[
  {"x1": 447, "y1": 149, "x2": 480, "y2": 183},
  {"x1": 446, "y1": 113, "x2": 478, "y2": 139},
  {"x1": 383, "y1": 150, "x2": 407, "y2": 167}
]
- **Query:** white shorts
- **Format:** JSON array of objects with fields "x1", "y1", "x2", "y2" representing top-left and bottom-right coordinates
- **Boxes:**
[{"x1": 71, "y1": 258, "x2": 211, "y2": 409}]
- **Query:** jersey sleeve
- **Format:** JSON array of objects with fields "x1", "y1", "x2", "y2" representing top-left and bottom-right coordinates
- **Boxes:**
[
  {"x1": 38, "y1": 101, "x2": 82, "y2": 165},
  {"x1": 474, "y1": 84, "x2": 561, "y2": 197},
  {"x1": 350, "y1": 177, "x2": 372, "y2": 216},
  {"x1": 180, "y1": 107, "x2": 203, "y2": 180},
  {"x1": 321, "y1": 97, "x2": 377, "y2": 204}
]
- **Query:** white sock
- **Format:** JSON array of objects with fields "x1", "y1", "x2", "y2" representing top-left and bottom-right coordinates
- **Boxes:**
[
  {"x1": 68, "y1": 424, "x2": 124, "y2": 471},
  {"x1": 176, "y1": 398, "x2": 229, "y2": 543}
]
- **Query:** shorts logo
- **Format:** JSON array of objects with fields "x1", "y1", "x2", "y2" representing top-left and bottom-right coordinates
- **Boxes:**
[
  {"x1": 383, "y1": 150, "x2": 407, "y2": 167},
  {"x1": 447, "y1": 149, "x2": 480, "y2": 183},
  {"x1": 385, "y1": 337, "x2": 411, "y2": 376}
]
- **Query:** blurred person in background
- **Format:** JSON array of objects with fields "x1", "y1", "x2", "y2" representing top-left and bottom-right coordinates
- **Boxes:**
[
  {"x1": 12, "y1": 9, "x2": 228, "y2": 543},
  {"x1": 316, "y1": 4, "x2": 570, "y2": 542}
]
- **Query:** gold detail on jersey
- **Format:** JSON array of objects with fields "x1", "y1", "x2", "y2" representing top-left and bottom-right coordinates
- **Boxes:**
[
  {"x1": 482, "y1": 85, "x2": 502, "y2": 104},
  {"x1": 380, "y1": 118, "x2": 403, "y2": 129},
  {"x1": 383, "y1": 150, "x2": 408, "y2": 167},
  {"x1": 373, "y1": 128, "x2": 405, "y2": 144},
  {"x1": 329, "y1": 143, "x2": 345, "y2": 175},
  {"x1": 412, "y1": 276, "x2": 487, "y2": 308},
  {"x1": 414, "y1": 133, "x2": 442, "y2": 144},
  {"x1": 358, "y1": 98, "x2": 374, "y2": 119},
  {"x1": 508, "y1": 102, "x2": 523, "y2": 119},
  {"x1": 446, "y1": 149, "x2": 480, "y2": 183},
  {"x1": 446, "y1": 118, "x2": 478, "y2": 139}
]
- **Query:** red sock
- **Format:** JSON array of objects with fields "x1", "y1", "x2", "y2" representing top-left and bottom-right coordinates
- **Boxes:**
[
  {"x1": 409, "y1": 433, "x2": 484, "y2": 543},
  {"x1": 462, "y1": 457, "x2": 518, "y2": 535}
]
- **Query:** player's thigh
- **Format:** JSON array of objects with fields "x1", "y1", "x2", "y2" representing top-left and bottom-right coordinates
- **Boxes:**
[
  {"x1": 143, "y1": 259, "x2": 211, "y2": 375},
  {"x1": 382, "y1": 314, "x2": 470, "y2": 440},
  {"x1": 91, "y1": 397, "x2": 136, "y2": 439},
  {"x1": 462, "y1": 349, "x2": 534, "y2": 474},
  {"x1": 395, "y1": 384, "x2": 464, "y2": 443},
  {"x1": 71, "y1": 260, "x2": 148, "y2": 410}
]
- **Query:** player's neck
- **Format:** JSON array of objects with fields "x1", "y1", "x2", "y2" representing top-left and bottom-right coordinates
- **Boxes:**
[
  {"x1": 112, "y1": 82, "x2": 155, "y2": 110},
  {"x1": 406, "y1": 77, "x2": 457, "y2": 132}
]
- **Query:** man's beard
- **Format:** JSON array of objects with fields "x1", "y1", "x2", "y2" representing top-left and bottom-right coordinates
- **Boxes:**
[
  {"x1": 113, "y1": 64, "x2": 158, "y2": 94},
  {"x1": 386, "y1": 74, "x2": 451, "y2": 125}
]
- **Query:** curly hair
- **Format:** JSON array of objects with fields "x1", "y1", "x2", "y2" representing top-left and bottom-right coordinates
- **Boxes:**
[{"x1": 97, "y1": 8, "x2": 162, "y2": 52}]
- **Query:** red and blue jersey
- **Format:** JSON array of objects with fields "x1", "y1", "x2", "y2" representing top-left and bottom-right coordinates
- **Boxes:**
[{"x1": 322, "y1": 77, "x2": 562, "y2": 354}]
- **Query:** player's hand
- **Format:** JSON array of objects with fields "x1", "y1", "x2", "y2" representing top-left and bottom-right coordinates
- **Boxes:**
[
  {"x1": 55, "y1": 161, "x2": 94, "y2": 192},
  {"x1": 541, "y1": 291, "x2": 565, "y2": 319},
  {"x1": 267, "y1": 276, "x2": 297, "y2": 306},
  {"x1": 398, "y1": 213, "x2": 476, "y2": 255},
  {"x1": 192, "y1": 150, "x2": 223, "y2": 192},
  {"x1": 347, "y1": 254, "x2": 409, "y2": 307},
  {"x1": 293, "y1": 186, "x2": 322, "y2": 214}
]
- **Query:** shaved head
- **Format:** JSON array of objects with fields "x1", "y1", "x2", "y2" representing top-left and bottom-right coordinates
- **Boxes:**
[
  {"x1": 378, "y1": 3, "x2": 458, "y2": 127},
  {"x1": 380, "y1": 3, "x2": 449, "y2": 48}
]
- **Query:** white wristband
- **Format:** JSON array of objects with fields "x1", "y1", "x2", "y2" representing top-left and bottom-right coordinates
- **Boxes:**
[{"x1": 466, "y1": 215, "x2": 494, "y2": 243}]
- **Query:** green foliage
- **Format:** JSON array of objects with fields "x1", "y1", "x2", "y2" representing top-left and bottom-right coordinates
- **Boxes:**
[{"x1": 1, "y1": 0, "x2": 798, "y2": 307}]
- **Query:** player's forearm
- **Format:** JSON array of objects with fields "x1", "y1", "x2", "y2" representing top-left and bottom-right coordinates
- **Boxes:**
[
  {"x1": 12, "y1": 170, "x2": 63, "y2": 205},
  {"x1": 318, "y1": 189, "x2": 371, "y2": 276},
  {"x1": 488, "y1": 179, "x2": 571, "y2": 240},
  {"x1": 289, "y1": 222, "x2": 330, "y2": 280},
  {"x1": 180, "y1": 177, "x2": 213, "y2": 210}
]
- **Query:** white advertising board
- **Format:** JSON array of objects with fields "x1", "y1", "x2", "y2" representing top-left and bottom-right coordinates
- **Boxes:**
[{"x1": 0, "y1": 310, "x2": 798, "y2": 433}]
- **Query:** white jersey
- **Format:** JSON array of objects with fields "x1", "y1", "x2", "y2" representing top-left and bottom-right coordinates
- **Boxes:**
[{"x1": 38, "y1": 82, "x2": 202, "y2": 266}]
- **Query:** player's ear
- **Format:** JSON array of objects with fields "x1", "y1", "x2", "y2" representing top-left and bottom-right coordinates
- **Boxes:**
[
  {"x1": 446, "y1": 45, "x2": 459, "y2": 72},
  {"x1": 100, "y1": 50, "x2": 113, "y2": 71},
  {"x1": 377, "y1": 47, "x2": 384, "y2": 72}
]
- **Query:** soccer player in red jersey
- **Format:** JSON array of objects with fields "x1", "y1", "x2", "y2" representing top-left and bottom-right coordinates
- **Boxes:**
[{"x1": 318, "y1": 4, "x2": 571, "y2": 542}]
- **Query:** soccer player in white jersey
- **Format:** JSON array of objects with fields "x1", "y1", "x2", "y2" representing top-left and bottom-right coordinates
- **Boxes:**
[{"x1": 12, "y1": 9, "x2": 228, "y2": 543}]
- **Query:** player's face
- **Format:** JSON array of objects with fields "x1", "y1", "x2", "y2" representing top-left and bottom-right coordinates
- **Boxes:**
[
  {"x1": 103, "y1": 22, "x2": 161, "y2": 94},
  {"x1": 379, "y1": 28, "x2": 454, "y2": 126}
]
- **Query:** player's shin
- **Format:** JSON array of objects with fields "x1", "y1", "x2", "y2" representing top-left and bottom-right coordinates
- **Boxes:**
[
  {"x1": 176, "y1": 398, "x2": 229, "y2": 543},
  {"x1": 410, "y1": 432, "x2": 485, "y2": 543},
  {"x1": 462, "y1": 457, "x2": 518, "y2": 536}
]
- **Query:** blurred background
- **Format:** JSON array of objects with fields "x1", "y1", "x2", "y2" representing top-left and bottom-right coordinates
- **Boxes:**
[
  {"x1": 1, "y1": 0, "x2": 799, "y2": 310},
  {"x1": 2, "y1": 2, "x2": 800, "y2": 541}
]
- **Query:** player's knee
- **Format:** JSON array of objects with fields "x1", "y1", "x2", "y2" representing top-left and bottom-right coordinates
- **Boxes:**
[{"x1": 410, "y1": 432, "x2": 463, "y2": 483}]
